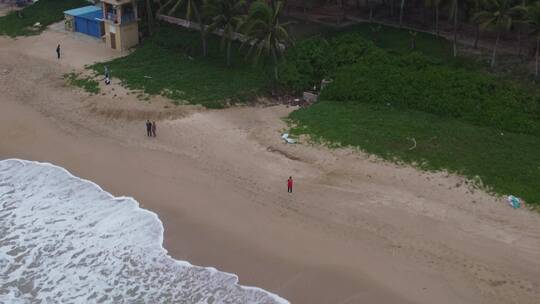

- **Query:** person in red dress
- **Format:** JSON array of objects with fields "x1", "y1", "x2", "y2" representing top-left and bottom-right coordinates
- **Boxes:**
[{"x1": 287, "y1": 176, "x2": 293, "y2": 193}]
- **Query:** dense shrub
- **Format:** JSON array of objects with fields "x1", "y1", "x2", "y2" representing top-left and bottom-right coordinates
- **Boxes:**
[
  {"x1": 278, "y1": 33, "x2": 377, "y2": 92},
  {"x1": 331, "y1": 33, "x2": 377, "y2": 67},
  {"x1": 321, "y1": 51, "x2": 540, "y2": 136},
  {"x1": 278, "y1": 37, "x2": 335, "y2": 92}
]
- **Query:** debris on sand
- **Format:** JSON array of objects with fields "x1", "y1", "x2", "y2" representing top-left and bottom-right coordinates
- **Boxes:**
[
  {"x1": 281, "y1": 133, "x2": 296, "y2": 144},
  {"x1": 507, "y1": 195, "x2": 521, "y2": 209}
]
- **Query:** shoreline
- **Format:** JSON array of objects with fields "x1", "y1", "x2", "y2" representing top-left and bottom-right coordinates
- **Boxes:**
[
  {"x1": 1, "y1": 158, "x2": 290, "y2": 304},
  {"x1": 1, "y1": 29, "x2": 540, "y2": 303}
]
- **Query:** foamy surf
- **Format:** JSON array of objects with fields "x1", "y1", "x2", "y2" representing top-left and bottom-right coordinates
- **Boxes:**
[{"x1": 0, "y1": 159, "x2": 289, "y2": 304}]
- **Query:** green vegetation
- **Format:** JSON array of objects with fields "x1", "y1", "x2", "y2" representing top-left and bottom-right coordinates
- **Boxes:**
[
  {"x1": 204, "y1": 0, "x2": 246, "y2": 67},
  {"x1": 96, "y1": 0, "x2": 540, "y2": 204},
  {"x1": 289, "y1": 102, "x2": 540, "y2": 205},
  {"x1": 280, "y1": 32, "x2": 539, "y2": 136},
  {"x1": 282, "y1": 32, "x2": 540, "y2": 205},
  {"x1": 473, "y1": 0, "x2": 527, "y2": 67},
  {"x1": 64, "y1": 73, "x2": 100, "y2": 95},
  {"x1": 0, "y1": 0, "x2": 88, "y2": 37},
  {"x1": 158, "y1": 0, "x2": 209, "y2": 56},
  {"x1": 322, "y1": 51, "x2": 540, "y2": 136},
  {"x1": 242, "y1": 0, "x2": 293, "y2": 86},
  {"x1": 91, "y1": 24, "x2": 267, "y2": 108}
]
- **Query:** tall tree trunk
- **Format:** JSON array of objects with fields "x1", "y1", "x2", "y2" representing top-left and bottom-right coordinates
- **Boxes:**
[
  {"x1": 193, "y1": 5, "x2": 207, "y2": 57},
  {"x1": 226, "y1": 41, "x2": 232, "y2": 67},
  {"x1": 271, "y1": 48, "x2": 279, "y2": 92},
  {"x1": 452, "y1": 1, "x2": 458, "y2": 57},
  {"x1": 491, "y1": 30, "x2": 500, "y2": 68},
  {"x1": 517, "y1": 29, "x2": 522, "y2": 58},
  {"x1": 201, "y1": 34, "x2": 208, "y2": 57},
  {"x1": 390, "y1": 0, "x2": 394, "y2": 17},
  {"x1": 158, "y1": 0, "x2": 174, "y2": 15},
  {"x1": 435, "y1": 5, "x2": 439, "y2": 37},
  {"x1": 474, "y1": 24, "x2": 479, "y2": 49},
  {"x1": 146, "y1": 0, "x2": 153, "y2": 36},
  {"x1": 423, "y1": 5, "x2": 427, "y2": 26},
  {"x1": 534, "y1": 38, "x2": 540, "y2": 79},
  {"x1": 399, "y1": 0, "x2": 405, "y2": 28}
]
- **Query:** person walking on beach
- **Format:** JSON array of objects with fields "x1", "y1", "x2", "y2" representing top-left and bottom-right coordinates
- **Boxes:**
[
  {"x1": 146, "y1": 120, "x2": 152, "y2": 137},
  {"x1": 151, "y1": 121, "x2": 157, "y2": 137},
  {"x1": 56, "y1": 44, "x2": 61, "y2": 60},
  {"x1": 104, "y1": 66, "x2": 110, "y2": 85},
  {"x1": 287, "y1": 176, "x2": 293, "y2": 193}
]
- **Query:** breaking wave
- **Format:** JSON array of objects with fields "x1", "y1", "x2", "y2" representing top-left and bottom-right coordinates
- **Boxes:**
[{"x1": 0, "y1": 159, "x2": 288, "y2": 304}]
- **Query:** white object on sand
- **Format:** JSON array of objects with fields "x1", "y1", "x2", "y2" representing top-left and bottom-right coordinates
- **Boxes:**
[
  {"x1": 281, "y1": 133, "x2": 296, "y2": 144},
  {"x1": 507, "y1": 195, "x2": 521, "y2": 209}
]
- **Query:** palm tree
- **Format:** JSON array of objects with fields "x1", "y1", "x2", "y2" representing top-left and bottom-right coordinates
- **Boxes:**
[
  {"x1": 242, "y1": 0, "x2": 293, "y2": 88},
  {"x1": 399, "y1": 0, "x2": 407, "y2": 27},
  {"x1": 409, "y1": 30, "x2": 418, "y2": 49},
  {"x1": 473, "y1": 0, "x2": 526, "y2": 67},
  {"x1": 425, "y1": 0, "x2": 442, "y2": 36},
  {"x1": 204, "y1": 0, "x2": 246, "y2": 66},
  {"x1": 146, "y1": 0, "x2": 154, "y2": 35},
  {"x1": 468, "y1": 0, "x2": 483, "y2": 48},
  {"x1": 370, "y1": 24, "x2": 382, "y2": 44},
  {"x1": 528, "y1": 2, "x2": 540, "y2": 77},
  {"x1": 448, "y1": 0, "x2": 459, "y2": 57},
  {"x1": 159, "y1": 0, "x2": 208, "y2": 56}
]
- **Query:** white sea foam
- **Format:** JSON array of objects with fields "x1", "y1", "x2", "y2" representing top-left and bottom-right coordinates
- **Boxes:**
[{"x1": 0, "y1": 159, "x2": 289, "y2": 304}]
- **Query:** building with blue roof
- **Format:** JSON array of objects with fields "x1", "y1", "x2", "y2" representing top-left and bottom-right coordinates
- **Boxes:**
[{"x1": 64, "y1": 5, "x2": 104, "y2": 38}]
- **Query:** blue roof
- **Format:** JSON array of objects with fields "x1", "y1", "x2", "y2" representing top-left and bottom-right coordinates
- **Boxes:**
[
  {"x1": 78, "y1": 10, "x2": 103, "y2": 21},
  {"x1": 64, "y1": 5, "x2": 102, "y2": 17}
]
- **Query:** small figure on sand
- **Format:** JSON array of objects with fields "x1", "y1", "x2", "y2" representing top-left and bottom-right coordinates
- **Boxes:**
[
  {"x1": 151, "y1": 121, "x2": 157, "y2": 137},
  {"x1": 146, "y1": 120, "x2": 152, "y2": 137},
  {"x1": 56, "y1": 44, "x2": 61, "y2": 59},
  {"x1": 104, "y1": 66, "x2": 110, "y2": 85},
  {"x1": 287, "y1": 176, "x2": 293, "y2": 193}
]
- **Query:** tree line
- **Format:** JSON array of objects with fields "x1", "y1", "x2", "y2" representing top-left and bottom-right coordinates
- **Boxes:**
[
  {"x1": 142, "y1": 0, "x2": 540, "y2": 79},
  {"x1": 142, "y1": 0, "x2": 292, "y2": 88}
]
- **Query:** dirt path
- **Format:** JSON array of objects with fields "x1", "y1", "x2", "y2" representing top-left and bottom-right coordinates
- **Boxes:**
[{"x1": 1, "y1": 28, "x2": 539, "y2": 304}]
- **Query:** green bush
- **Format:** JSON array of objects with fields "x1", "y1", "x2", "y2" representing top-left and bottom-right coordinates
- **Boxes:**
[
  {"x1": 278, "y1": 33, "x2": 377, "y2": 92},
  {"x1": 279, "y1": 37, "x2": 335, "y2": 92},
  {"x1": 92, "y1": 23, "x2": 267, "y2": 108},
  {"x1": 64, "y1": 73, "x2": 100, "y2": 94},
  {"x1": 288, "y1": 101, "x2": 540, "y2": 204},
  {"x1": 320, "y1": 51, "x2": 540, "y2": 136},
  {"x1": 331, "y1": 33, "x2": 377, "y2": 67},
  {"x1": 0, "y1": 0, "x2": 88, "y2": 37}
]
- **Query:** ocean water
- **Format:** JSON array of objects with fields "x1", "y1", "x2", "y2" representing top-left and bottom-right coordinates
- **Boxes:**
[{"x1": 0, "y1": 159, "x2": 288, "y2": 304}]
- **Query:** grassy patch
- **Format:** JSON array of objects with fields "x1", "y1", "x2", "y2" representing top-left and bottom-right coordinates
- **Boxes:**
[
  {"x1": 0, "y1": 0, "x2": 88, "y2": 37},
  {"x1": 280, "y1": 32, "x2": 539, "y2": 135},
  {"x1": 91, "y1": 23, "x2": 268, "y2": 108},
  {"x1": 289, "y1": 102, "x2": 540, "y2": 205},
  {"x1": 64, "y1": 72, "x2": 100, "y2": 94},
  {"x1": 329, "y1": 23, "x2": 454, "y2": 59}
]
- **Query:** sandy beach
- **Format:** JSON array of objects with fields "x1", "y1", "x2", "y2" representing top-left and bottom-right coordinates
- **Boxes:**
[{"x1": 1, "y1": 26, "x2": 540, "y2": 304}]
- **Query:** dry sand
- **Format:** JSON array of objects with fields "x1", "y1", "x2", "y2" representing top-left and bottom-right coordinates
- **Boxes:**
[{"x1": 1, "y1": 27, "x2": 540, "y2": 304}]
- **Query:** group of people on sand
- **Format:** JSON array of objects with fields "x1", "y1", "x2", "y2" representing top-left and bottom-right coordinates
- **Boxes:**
[
  {"x1": 146, "y1": 120, "x2": 157, "y2": 137},
  {"x1": 143, "y1": 120, "x2": 294, "y2": 193}
]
